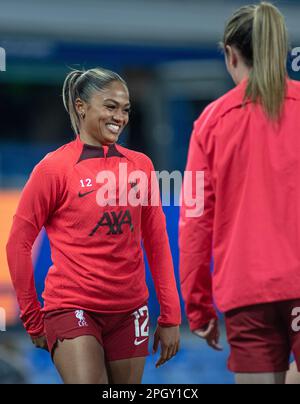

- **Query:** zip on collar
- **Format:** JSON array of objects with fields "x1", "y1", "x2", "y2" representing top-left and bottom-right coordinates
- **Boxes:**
[{"x1": 75, "y1": 135, "x2": 126, "y2": 164}]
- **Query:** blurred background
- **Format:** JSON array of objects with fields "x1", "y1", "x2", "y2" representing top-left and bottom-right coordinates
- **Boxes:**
[{"x1": 0, "y1": 0, "x2": 300, "y2": 384}]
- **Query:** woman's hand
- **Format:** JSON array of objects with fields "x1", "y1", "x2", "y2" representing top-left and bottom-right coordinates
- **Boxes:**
[
  {"x1": 193, "y1": 318, "x2": 223, "y2": 351},
  {"x1": 31, "y1": 335, "x2": 49, "y2": 351},
  {"x1": 153, "y1": 325, "x2": 180, "y2": 368}
]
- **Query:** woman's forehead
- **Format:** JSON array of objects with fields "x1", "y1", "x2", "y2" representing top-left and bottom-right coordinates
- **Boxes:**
[{"x1": 92, "y1": 82, "x2": 130, "y2": 103}]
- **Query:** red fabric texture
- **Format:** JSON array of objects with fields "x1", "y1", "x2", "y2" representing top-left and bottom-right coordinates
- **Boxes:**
[
  {"x1": 44, "y1": 303, "x2": 150, "y2": 361},
  {"x1": 225, "y1": 300, "x2": 300, "y2": 373},
  {"x1": 6, "y1": 135, "x2": 181, "y2": 337},
  {"x1": 180, "y1": 79, "x2": 300, "y2": 331}
]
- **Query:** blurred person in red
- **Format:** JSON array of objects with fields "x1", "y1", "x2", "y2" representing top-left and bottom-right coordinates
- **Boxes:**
[
  {"x1": 180, "y1": 2, "x2": 300, "y2": 384},
  {"x1": 6, "y1": 67, "x2": 181, "y2": 384}
]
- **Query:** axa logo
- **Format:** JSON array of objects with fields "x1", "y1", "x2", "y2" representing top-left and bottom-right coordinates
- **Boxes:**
[{"x1": 89, "y1": 209, "x2": 134, "y2": 236}]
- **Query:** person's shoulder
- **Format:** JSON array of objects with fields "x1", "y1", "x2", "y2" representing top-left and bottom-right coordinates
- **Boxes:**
[
  {"x1": 194, "y1": 83, "x2": 245, "y2": 132},
  {"x1": 34, "y1": 137, "x2": 77, "y2": 174},
  {"x1": 117, "y1": 144, "x2": 154, "y2": 168}
]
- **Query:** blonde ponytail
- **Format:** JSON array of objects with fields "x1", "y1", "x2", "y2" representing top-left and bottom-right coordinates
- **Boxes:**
[
  {"x1": 246, "y1": 2, "x2": 288, "y2": 120},
  {"x1": 223, "y1": 2, "x2": 289, "y2": 121},
  {"x1": 62, "y1": 70, "x2": 82, "y2": 134}
]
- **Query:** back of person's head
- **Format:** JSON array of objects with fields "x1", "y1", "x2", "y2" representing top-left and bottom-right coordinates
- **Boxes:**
[
  {"x1": 62, "y1": 67, "x2": 128, "y2": 134},
  {"x1": 222, "y1": 2, "x2": 289, "y2": 121}
]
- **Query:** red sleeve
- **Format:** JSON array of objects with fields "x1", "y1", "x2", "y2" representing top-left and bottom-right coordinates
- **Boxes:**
[
  {"x1": 179, "y1": 117, "x2": 217, "y2": 331},
  {"x1": 141, "y1": 158, "x2": 181, "y2": 327},
  {"x1": 6, "y1": 157, "x2": 61, "y2": 337}
]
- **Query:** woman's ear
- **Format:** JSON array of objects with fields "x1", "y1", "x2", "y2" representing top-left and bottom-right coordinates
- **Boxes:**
[
  {"x1": 225, "y1": 45, "x2": 235, "y2": 68},
  {"x1": 227, "y1": 45, "x2": 240, "y2": 69},
  {"x1": 75, "y1": 98, "x2": 84, "y2": 115}
]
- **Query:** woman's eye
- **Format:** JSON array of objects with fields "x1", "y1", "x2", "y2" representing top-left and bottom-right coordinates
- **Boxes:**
[
  {"x1": 106, "y1": 105, "x2": 115, "y2": 110},
  {"x1": 124, "y1": 109, "x2": 131, "y2": 114}
]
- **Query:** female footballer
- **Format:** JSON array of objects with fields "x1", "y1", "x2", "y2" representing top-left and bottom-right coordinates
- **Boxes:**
[
  {"x1": 179, "y1": 2, "x2": 300, "y2": 384},
  {"x1": 6, "y1": 68, "x2": 181, "y2": 384}
]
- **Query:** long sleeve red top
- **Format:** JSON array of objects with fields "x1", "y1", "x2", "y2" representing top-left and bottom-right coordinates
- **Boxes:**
[
  {"x1": 6, "y1": 135, "x2": 181, "y2": 337},
  {"x1": 179, "y1": 79, "x2": 300, "y2": 331}
]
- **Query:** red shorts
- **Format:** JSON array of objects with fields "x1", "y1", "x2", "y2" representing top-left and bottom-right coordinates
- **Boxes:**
[
  {"x1": 44, "y1": 303, "x2": 150, "y2": 362},
  {"x1": 225, "y1": 299, "x2": 300, "y2": 373}
]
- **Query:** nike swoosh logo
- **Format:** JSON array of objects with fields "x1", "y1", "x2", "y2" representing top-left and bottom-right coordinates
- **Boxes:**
[
  {"x1": 134, "y1": 338, "x2": 148, "y2": 346},
  {"x1": 78, "y1": 190, "x2": 96, "y2": 198}
]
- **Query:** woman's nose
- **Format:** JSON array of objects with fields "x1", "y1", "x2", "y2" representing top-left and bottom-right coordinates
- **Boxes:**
[{"x1": 112, "y1": 109, "x2": 124, "y2": 123}]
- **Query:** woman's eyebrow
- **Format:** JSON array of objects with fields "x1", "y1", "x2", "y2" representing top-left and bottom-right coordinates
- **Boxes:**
[{"x1": 104, "y1": 98, "x2": 131, "y2": 107}]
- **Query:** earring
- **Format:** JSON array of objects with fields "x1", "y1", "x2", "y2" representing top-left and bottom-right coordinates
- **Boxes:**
[{"x1": 80, "y1": 110, "x2": 85, "y2": 119}]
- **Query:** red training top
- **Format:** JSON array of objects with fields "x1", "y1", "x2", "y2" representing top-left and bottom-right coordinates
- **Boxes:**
[
  {"x1": 179, "y1": 79, "x2": 300, "y2": 331},
  {"x1": 6, "y1": 135, "x2": 181, "y2": 337}
]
